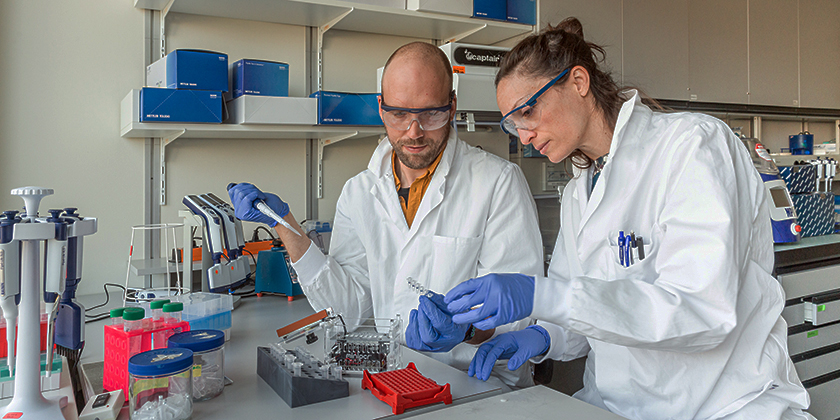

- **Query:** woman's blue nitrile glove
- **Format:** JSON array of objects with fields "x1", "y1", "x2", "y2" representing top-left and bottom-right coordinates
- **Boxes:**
[
  {"x1": 469, "y1": 325, "x2": 550, "y2": 381},
  {"x1": 405, "y1": 293, "x2": 469, "y2": 353},
  {"x1": 227, "y1": 183, "x2": 289, "y2": 227},
  {"x1": 444, "y1": 273, "x2": 535, "y2": 331}
]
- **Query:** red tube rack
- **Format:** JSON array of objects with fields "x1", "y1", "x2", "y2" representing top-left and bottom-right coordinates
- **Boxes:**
[
  {"x1": 361, "y1": 362, "x2": 452, "y2": 415},
  {"x1": 102, "y1": 320, "x2": 190, "y2": 401}
]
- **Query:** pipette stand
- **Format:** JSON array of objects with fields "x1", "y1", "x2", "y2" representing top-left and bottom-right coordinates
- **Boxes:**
[{"x1": 2, "y1": 187, "x2": 68, "y2": 419}]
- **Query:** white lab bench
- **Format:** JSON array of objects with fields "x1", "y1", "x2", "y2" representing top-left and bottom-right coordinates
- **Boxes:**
[{"x1": 73, "y1": 293, "x2": 623, "y2": 420}]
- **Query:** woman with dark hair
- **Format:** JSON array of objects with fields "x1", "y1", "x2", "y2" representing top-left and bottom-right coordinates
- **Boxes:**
[{"x1": 444, "y1": 18, "x2": 814, "y2": 420}]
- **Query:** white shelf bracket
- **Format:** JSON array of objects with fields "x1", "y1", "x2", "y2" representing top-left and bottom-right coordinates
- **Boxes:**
[
  {"x1": 752, "y1": 116, "x2": 762, "y2": 142},
  {"x1": 445, "y1": 24, "x2": 487, "y2": 44},
  {"x1": 160, "y1": 129, "x2": 186, "y2": 206},
  {"x1": 317, "y1": 8, "x2": 354, "y2": 92},
  {"x1": 159, "y1": 0, "x2": 176, "y2": 59},
  {"x1": 317, "y1": 132, "x2": 358, "y2": 199},
  {"x1": 465, "y1": 112, "x2": 476, "y2": 132}
]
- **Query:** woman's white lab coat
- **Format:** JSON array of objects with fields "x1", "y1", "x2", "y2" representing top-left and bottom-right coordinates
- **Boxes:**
[
  {"x1": 292, "y1": 130, "x2": 543, "y2": 387},
  {"x1": 533, "y1": 92, "x2": 813, "y2": 419}
]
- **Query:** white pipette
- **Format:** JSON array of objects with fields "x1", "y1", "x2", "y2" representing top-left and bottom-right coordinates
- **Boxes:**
[
  {"x1": 254, "y1": 201, "x2": 301, "y2": 237},
  {"x1": 227, "y1": 183, "x2": 301, "y2": 237}
]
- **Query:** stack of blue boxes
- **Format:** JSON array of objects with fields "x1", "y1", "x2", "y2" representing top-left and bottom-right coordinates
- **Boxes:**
[
  {"x1": 226, "y1": 59, "x2": 320, "y2": 125},
  {"x1": 472, "y1": 0, "x2": 535, "y2": 25},
  {"x1": 781, "y1": 164, "x2": 835, "y2": 237},
  {"x1": 142, "y1": 49, "x2": 228, "y2": 123}
]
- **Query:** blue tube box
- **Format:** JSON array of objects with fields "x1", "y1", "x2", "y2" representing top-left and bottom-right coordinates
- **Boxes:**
[
  {"x1": 230, "y1": 59, "x2": 290, "y2": 99},
  {"x1": 140, "y1": 88, "x2": 223, "y2": 123},
  {"x1": 473, "y1": 0, "x2": 506, "y2": 21},
  {"x1": 146, "y1": 49, "x2": 229, "y2": 92},
  {"x1": 506, "y1": 0, "x2": 536, "y2": 25},
  {"x1": 310, "y1": 91, "x2": 383, "y2": 125}
]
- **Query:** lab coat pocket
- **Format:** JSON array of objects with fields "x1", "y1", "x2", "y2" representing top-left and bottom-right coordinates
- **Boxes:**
[
  {"x1": 605, "y1": 227, "x2": 660, "y2": 283},
  {"x1": 430, "y1": 235, "x2": 483, "y2": 293}
]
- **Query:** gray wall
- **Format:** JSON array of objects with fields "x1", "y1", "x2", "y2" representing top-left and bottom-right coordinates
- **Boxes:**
[{"x1": 0, "y1": 1, "x2": 146, "y2": 295}]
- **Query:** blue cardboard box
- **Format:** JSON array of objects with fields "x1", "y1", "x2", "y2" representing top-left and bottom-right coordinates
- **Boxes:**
[
  {"x1": 473, "y1": 0, "x2": 506, "y2": 21},
  {"x1": 791, "y1": 192, "x2": 835, "y2": 237},
  {"x1": 779, "y1": 164, "x2": 816, "y2": 194},
  {"x1": 140, "y1": 88, "x2": 223, "y2": 123},
  {"x1": 230, "y1": 59, "x2": 289, "y2": 99},
  {"x1": 146, "y1": 49, "x2": 228, "y2": 92},
  {"x1": 310, "y1": 91, "x2": 382, "y2": 125},
  {"x1": 506, "y1": 0, "x2": 536, "y2": 25}
]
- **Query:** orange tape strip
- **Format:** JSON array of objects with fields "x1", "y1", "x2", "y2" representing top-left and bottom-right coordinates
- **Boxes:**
[{"x1": 276, "y1": 309, "x2": 329, "y2": 338}]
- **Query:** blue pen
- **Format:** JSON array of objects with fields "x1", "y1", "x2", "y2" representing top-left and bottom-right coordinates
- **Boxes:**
[
  {"x1": 618, "y1": 231, "x2": 625, "y2": 266},
  {"x1": 624, "y1": 235, "x2": 632, "y2": 267}
]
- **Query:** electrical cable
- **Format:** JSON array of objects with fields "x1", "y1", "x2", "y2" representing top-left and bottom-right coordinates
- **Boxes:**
[{"x1": 84, "y1": 283, "x2": 127, "y2": 317}]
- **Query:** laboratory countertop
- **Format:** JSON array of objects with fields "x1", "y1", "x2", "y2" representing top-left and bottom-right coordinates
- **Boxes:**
[
  {"x1": 774, "y1": 234, "x2": 840, "y2": 274},
  {"x1": 77, "y1": 293, "x2": 508, "y2": 419}
]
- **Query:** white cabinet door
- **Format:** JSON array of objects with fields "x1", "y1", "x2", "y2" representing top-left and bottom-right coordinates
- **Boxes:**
[
  {"x1": 799, "y1": 0, "x2": 840, "y2": 109},
  {"x1": 688, "y1": 0, "x2": 749, "y2": 104},
  {"x1": 540, "y1": 0, "x2": 623, "y2": 84},
  {"x1": 623, "y1": 0, "x2": 690, "y2": 100},
  {"x1": 748, "y1": 0, "x2": 798, "y2": 106}
]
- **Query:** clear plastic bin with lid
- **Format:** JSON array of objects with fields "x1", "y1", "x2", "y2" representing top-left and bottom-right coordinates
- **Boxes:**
[
  {"x1": 168, "y1": 329, "x2": 225, "y2": 401},
  {"x1": 128, "y1": 348, "x2": 194, "y2": 420}
]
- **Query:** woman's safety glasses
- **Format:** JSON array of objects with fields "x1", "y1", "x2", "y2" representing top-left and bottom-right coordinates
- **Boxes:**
[
  {"x1": 380, "y1": 101, "x2": 453, "y2": 131},
  {"x1": 500, "y1": 67, "x2": 571, "y2": 137}
]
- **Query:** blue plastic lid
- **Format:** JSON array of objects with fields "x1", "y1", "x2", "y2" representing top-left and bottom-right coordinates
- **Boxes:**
[
  {"x1": 128, "y1": 348, "x2": 194, "y2": 377},
  {"x1": 167, "y1": 329, "x2": 225, "y2": 353}
]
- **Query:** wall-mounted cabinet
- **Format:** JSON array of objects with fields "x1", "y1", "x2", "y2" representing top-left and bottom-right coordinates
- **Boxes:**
[
  {"x1": 799, "y1": 0, "x2": 840, "y2": 109},
  {"x1": 688, "y1": 0, "x2": 748, "y2": 104},
  {"x1": 623, "y1": 0, "x2": 689, "y2": 100},
  {"x1": 748, "y1": 0, "x2": 798, "y2": 107}
]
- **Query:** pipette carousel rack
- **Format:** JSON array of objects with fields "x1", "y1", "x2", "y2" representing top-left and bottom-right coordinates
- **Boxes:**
[{"x1": 1, "y1": 187, "x2": 98, "y2": 419}]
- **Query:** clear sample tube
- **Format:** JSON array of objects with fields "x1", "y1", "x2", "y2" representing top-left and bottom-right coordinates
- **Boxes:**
[
  {"x1": 292, "y1": 361, "x2": 303, "y2": 377},
  {"x1": 110, "y1": 307, "x2": 126, "y2": 326},
  {"x1": 284, "y1": 354, "x2": 296, "y2": 368},
  {"x1": 150, "y1": 299, "x2": 170, "y2": 324},
  {"x1": 122, "y1": 307, "x2": 145, "y2": 358},
  {"x1": 331, "y1": 364, "x2": 342, "y2": 380}
]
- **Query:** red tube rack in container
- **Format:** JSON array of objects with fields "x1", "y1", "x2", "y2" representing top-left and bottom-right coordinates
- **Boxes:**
[
  {"x1": 102, "y1": 320, "x2": 190, "y2": 401},
  {"x1": 361, "y1": 362, "x2": 452, "y2": 414}
]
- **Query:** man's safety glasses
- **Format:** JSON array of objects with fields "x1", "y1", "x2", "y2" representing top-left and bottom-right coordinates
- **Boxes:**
[
  {"x1": 380, "y1": 101, "x2": 453, "y2": 131},
  {"x1": 500, "y1": 67, "x2": 571, "y2": 137}
]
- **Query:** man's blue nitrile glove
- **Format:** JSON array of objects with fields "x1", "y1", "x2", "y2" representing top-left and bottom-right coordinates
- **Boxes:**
[
  {"x1": 469, "y1": 326, "x2": 550, "y2": 381},
  {"x1": 444, "y1": 273, "x2": 535, "y2": 331},
  {"x1": 227, "y1": 183, "x2": 289, "y2": 227},
  {"x1": 405, "y1": 293, "x2": 469, "y2": 353}
]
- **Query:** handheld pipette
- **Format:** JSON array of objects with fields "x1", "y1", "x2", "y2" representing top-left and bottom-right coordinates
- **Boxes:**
[
  {"x1": 226, "y1": 183, "x2": 301, "y2": 237},
  {"x1": 0, "y1": 211, "x2": 21, "y2": 374}
]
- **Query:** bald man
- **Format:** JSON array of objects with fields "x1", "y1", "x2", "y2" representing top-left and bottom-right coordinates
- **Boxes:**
[{"x1": 229, "y1": 42, "x2": 542, "y2": 387}]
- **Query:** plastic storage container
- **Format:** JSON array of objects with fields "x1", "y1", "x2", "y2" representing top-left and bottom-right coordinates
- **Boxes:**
[
  {"x1": 168, "y1": 329, "x2": 225, "y2": 401},
  {"x1": 128, "y1": 348, "x2": 194, "y2": 420},
  {"x1": 129, "y1": 293, "x2": 233, "y2": 339},
  {"x1": 178, "y1": 293, "x2": 233, "y2": 338}
]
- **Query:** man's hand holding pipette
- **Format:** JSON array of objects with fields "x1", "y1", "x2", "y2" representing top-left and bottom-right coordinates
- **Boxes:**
[{"x1": 228, "y1": 183, "x2": 312, "y2": 264}]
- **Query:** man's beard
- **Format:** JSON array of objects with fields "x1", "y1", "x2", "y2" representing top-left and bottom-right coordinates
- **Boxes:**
[{"x1": 391, "y1": 123, "x2": 450, "y2": 170}]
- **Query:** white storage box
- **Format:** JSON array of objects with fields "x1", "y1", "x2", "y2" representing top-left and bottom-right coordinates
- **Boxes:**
[
  {"x1": 452, "y1": 73, "x2": 499, "y2": 112},
  {"x1": 407, "y1": 0, "x2": 471, "y2": 16},
  {"x1": 227, "y1": 95, "x2": 317, "y2": 125}
]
